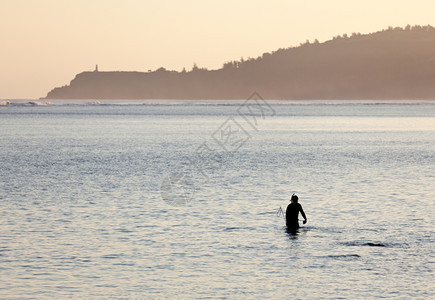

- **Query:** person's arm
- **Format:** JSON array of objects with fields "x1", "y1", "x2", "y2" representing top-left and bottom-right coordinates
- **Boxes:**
[{"x1": 300, "y1": 205, "x2": 307, "y2": 224}]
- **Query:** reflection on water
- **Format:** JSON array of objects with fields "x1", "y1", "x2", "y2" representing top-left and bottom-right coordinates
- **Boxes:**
[
  {"x1": 0, "y1": 103, "x2": 434, "y2": 298},
  {"x1": 285, "y1": 226, "x2": 310, "y2": 240}
]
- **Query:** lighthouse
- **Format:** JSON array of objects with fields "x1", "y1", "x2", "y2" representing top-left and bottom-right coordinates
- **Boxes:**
[{"x1": 94, "y1": 64, "x2": 99, "y2": 72}]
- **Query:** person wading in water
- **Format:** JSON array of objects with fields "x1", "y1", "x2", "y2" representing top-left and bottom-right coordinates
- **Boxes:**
[{"x1": 286, "y1": 194, "x2": 307, "y2": 229}]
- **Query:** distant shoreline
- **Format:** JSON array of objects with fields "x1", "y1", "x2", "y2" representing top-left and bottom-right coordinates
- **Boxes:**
[{"x1": 2, "y1": 99, "x2": 435, "y2": 106}]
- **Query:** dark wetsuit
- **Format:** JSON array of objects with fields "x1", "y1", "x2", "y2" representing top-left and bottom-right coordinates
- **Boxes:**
[{"x1": 286, "y1": 202, "x2": 306, "y2": 229}]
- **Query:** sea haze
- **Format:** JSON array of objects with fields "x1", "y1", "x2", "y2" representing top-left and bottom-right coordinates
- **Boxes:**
[{"x1": 0, "y1": 102, "x2": 434, "y2": 298}]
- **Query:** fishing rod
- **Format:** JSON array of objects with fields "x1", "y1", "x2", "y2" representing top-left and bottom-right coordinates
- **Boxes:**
[{"x1": 276, "y1": 206, "x2": 285, "y2": 222}]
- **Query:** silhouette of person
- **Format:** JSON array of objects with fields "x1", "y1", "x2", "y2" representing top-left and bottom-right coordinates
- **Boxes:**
[{"x1": 286, "y1": 194, "x2": 307, "y2": 229}]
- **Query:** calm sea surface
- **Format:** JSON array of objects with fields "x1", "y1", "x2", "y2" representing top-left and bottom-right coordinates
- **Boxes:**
[{"x1": 0, "y1": 102, "x2": 434, "y2": 299}]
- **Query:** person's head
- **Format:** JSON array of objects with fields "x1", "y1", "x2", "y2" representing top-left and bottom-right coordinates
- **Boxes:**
[{"x1": 291, "y1": 194, "x2": 298, "y2": 203}]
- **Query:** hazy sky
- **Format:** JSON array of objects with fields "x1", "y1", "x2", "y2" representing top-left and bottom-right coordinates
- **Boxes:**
[{"x1": 1, "y1": 0, "x2": 435, "y2": 99}]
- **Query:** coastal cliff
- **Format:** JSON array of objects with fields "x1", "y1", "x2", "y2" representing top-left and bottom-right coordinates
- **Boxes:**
[{"x1": 44, "y1": 26, "x2": 435, "y2": 100}]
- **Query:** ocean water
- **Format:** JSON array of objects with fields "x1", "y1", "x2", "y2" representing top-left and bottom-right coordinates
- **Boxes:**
[{"x1": 0, "y1": 102, "x2": 434, "y2": 299}]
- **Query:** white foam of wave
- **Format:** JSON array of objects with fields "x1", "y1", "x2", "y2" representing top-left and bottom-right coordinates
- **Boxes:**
[
  {"x1": 26, "y1": 101, "x2": 52, "y2": 106},
  {"x1": 0, "y1": 100, "x2": 53, "y2": 106}
]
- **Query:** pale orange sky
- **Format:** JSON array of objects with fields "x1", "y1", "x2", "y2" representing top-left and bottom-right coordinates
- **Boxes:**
[{"x1": 1, "y1": 0, "x2": 435, "y2": 99}]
